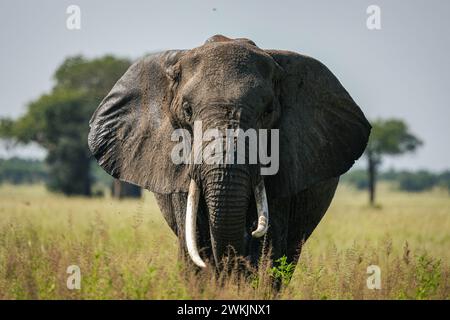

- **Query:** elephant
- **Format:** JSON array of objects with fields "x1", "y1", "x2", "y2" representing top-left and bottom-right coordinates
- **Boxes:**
[{"x1": 88, "y1": 35, "x2": 371, "y2": 278}]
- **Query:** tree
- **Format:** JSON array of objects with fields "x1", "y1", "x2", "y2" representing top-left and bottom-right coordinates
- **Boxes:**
[
  {"x1": 1, "y1": 89, "x2": 94, "y2": 195},
  {"x1": 0, "y1": 55, "x2": 137, "y2": 196},
  {"x1": 365, "y1": 119, "x2": 422, "y2": 205}
]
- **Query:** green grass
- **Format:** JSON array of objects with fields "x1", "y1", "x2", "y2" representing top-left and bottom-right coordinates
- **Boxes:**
[{"x1": 0, "y1": 183, "x2": 448, "y2": 299}]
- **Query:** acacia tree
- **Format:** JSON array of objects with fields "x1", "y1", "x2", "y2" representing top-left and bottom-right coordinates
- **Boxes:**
[
  {"x1": 366, "y1": 119, "x2": 422, "y2": 205},
  {"x1": 0, "y1": 55, "x2": 138, "y2": 196}
]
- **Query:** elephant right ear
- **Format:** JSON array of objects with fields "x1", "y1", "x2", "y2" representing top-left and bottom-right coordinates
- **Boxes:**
[
  {"x1": 265, "y1": 50, "x2": 371, "y2": 197},
  {"x1": 88, "y1": 51, "x2": 190, "y2": 194}
]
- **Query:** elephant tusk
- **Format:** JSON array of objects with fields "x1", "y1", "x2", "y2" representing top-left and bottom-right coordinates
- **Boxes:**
[
  {"x1": 252, "y1": 179, "x2": 269, "y2": 238},
  {"x1": 185, "y1": 179, "x2": 206, "y2": 268}
]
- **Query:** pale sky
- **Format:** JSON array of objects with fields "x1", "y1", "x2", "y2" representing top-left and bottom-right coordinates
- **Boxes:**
[{"x1": 0, "y1": 0, "x2": 449, "y2": 171}]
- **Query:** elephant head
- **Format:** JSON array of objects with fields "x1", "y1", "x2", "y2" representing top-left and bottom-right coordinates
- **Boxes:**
[{"x1": 88, "y1": 35, "x2": 370, "y2": 268}]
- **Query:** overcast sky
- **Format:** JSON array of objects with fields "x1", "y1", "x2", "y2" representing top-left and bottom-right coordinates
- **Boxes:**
[{"x1": 0, "y1": 0, "x2": 449, "y2": 171}]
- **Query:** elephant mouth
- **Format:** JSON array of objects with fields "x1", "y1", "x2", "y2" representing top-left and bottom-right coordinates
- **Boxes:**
[{"x1": 185, "y1": 178, "x2": 269, "y2": 268}]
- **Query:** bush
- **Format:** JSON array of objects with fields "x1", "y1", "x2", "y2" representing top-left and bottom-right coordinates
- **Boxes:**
[
  {"x1": 437, "y1": 171, "x2": 450, "y2": 193},
  {"x1": 341, "y1": 169, "x2": 368, "y2": 190},
  {"x1": 379, "y1": 168, "x2": 403, "y2": 181},
  {"x1": 398, "y1": 171, "x2": 437, "y2": 192},
  {"x1": 343, "y1": 168, "x2": 450, "y2": 194}
]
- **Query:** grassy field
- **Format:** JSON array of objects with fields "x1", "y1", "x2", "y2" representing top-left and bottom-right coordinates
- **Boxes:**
[{"x1": 0, "y1": 183, "x2": 448, "y2": 300}]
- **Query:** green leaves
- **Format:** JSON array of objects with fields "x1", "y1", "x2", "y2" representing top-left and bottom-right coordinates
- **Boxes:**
[
  {"x1": 54, "y1": 55, "x2": 130, "y2": 97},
  {"x1": 0, "y1": 118, "x2": 14, "y2": 138},
  {"x1": 415, "y1": 254, "x2": 442, "y2": 299},
  {"x1": 270, "y1": 256, "x2": 295, "y2": 286},
  {"x1": 367, "y1": 119, "x2": 422, "y2": 156},
  {"x1": 0, "y1": 55, "x2": 131, "y2": 195}
]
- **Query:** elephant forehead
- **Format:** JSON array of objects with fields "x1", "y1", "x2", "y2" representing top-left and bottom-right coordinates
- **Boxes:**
[
  {"x1": 204, "y1": 34, "x2": 257, "y2": 47},
  {"x1": 184, "y1": 42, "x2": 274, "y2": 76},
  {"x1": 181, "y1": 65, "x2": 266, "y2": 101}
]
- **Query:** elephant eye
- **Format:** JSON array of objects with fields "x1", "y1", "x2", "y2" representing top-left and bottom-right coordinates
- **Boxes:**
[{"x1": 182, "y1": 101, "x2": 192, "y2": 120}]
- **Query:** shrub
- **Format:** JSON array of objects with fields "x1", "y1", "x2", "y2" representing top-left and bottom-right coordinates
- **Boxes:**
[{"x1": 398, "y1": 171, "x2": 437, "y2": 192}]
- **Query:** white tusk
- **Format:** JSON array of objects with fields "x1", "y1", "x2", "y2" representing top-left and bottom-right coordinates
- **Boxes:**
[
  {"x1": 185, "y1": 179, "x2": 206, "y2": 268},
  {"x1": 252, "y1": 179, "x2": 269, "y2": 238}
]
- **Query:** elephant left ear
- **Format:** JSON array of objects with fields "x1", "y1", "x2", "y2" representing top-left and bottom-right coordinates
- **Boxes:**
[
  {"x1": 265, "y1": 50, "x2": 371, "y2": 197},
  {"x1": 88, "y1": 51, "x2": 190, "y2": 194}
]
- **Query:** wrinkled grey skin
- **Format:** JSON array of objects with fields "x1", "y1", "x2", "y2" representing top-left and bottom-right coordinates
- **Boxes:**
[{"x1": 88, "y1": 35, "x2": 370, "y2": 276}]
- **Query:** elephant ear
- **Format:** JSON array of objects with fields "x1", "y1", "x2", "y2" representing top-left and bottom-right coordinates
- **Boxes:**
[
  {"x1": 88, "y1": 51, "x2": 190, "y2": 194},
  {"x1": 265, "y1": 50, "x2": 371, "y2": 197}
]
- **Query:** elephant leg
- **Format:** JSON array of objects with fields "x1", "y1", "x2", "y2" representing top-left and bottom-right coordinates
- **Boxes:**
[
  {"x1": 286, "y1": 177, "x2": 339, "y2": 265},
  {"x1": 242, "y1": 197, "x2": 291, "y2": 291},
  {"x1": 154, "y1": 192, "x2": 212, "y2": 266},
  {"x1": 154, "y1": 193, "x2": 187, "y2": 263},
  {"x1": 267, "y1": 198, "x2": 290, "y2": 261},
  {"x1": 154, "y1": 193, "x2": 180, "y2": 235},
  {"x1": 244, "y1": 196, "x2": 289, "y2": 267},
  {"x1": 251, "y1": 177, "x2": 340, "y2": 291}
]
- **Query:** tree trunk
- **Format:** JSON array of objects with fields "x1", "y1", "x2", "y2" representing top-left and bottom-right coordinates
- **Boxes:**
[
  {"x1": 368, "y1": 151, "x2": 377, "y2": 206},
  {"x1": 111, "y1": 179, "x2": 141, "y2": 199}
]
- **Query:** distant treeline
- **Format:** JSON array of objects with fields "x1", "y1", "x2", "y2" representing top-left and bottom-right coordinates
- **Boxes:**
[
  {"x1": 0, "y1": 157, "x2": 48, "y2": 184},
  {"x1": 3, "y1": 157, "x2": 449, "y2": 194},
  {"x1": 342, "y1": 168, "x2": 450, "y2": 192},
  {"x1": 0, "y1": 157, "x2": 112, "y2": 187}
]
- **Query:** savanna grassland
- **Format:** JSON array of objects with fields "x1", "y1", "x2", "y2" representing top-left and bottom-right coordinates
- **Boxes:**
[{"x1": 0, "y1": 183, "x2": 448, "y2": 300}]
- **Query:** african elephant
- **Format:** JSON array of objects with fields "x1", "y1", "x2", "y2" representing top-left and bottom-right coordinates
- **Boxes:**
[{"x1": 88, "y1": 35, "x2": 370, "y2": 275}]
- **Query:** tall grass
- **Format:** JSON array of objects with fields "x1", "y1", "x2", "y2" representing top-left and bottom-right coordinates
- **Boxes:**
[{"x1": 0, "y1": 183, "x2": 448, "y2": 299}]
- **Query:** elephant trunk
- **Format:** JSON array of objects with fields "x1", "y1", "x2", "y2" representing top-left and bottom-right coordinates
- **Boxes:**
[
  {"x1": 202, "y1": 165, "x2": 251, "y2": 266},
  {"x1": 185, "y1": 163, "x2": 270, "y2": 268},
  {"x1": 185, "y1": 116, "x2": 270, "y2": 268}
]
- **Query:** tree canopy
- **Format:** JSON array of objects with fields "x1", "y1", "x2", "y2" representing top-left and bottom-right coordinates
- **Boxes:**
[
  {"x1": 367, "y1": 119, "x2": 423, "y2": 161},
  {"x1": 365, "y1": 118, "x2": 423, "y2": 205},
  {"x1": 0, "y1": 55, "x2": 131, "y2": 195}
]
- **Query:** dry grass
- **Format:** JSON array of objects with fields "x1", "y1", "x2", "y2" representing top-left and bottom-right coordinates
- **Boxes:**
[{"x1": 0, "y1": 183, "x2": 448, "y2": 299}]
